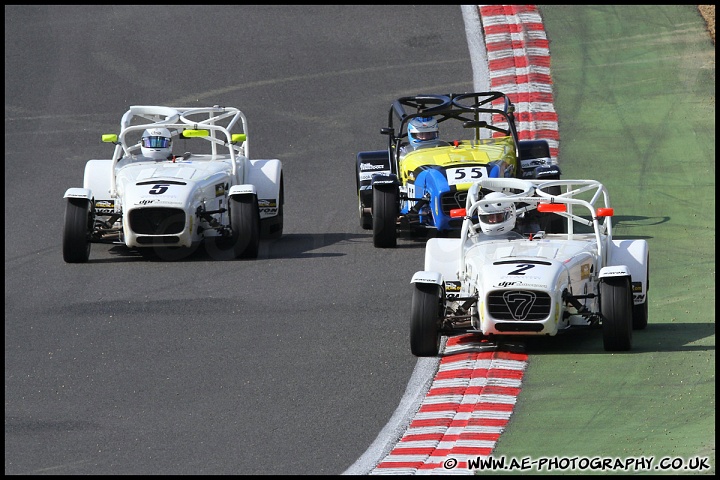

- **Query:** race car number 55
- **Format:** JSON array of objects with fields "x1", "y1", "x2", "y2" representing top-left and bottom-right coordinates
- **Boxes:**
[{"x1": 446, "y1": 166, "x2": 487, "y2": 186}]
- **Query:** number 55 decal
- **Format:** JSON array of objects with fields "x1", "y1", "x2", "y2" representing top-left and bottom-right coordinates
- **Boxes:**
[
  {"x1": 446, "y1": 166, "x2": 487, "y2": 186},
  {"x1": 149, "y1": 184, "x2": 170, "y2": 195}
]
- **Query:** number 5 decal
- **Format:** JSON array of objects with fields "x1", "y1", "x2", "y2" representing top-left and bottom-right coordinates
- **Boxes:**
[{"x1": 149, "y1": 184, "x2": 170, "y2": 195}]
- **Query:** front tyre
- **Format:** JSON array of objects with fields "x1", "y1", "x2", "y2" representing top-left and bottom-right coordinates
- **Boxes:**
[
  {"x1": 230, "y1": 195, "x2": 260, "y2": 259},
  {"x1": 601, "y1": 277, "x2": 633, "y2": 351},
  {"x1": 63, "y1": 198, "x2": 92, "y2": 263},
  {"x1": 372, "y1": 184, "x2": 398, "y2": 248},
  {"x1": 410, "y1": 283, "x2": 443, "y2": 357}
]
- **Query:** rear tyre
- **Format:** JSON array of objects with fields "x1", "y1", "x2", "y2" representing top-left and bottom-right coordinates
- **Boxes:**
[
  {"x1": 63, "y1": 198, "x2": 92, "y2": 263},
  {"x1": 230, "y1": 195, "x2": 260, "y2": 259},
  {"x1": 372, "y1": 185, "x2": 398, "y2": 248},
  {"x1": 410, "y1": 283, "x2": 443, "y2": 357},
  {"x1": 601, "y1": 277, "x2": 633, "y2": 351}
]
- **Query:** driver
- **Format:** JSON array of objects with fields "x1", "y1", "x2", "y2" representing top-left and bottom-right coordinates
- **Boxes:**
[
  {"x1": 408, "y1": 116, "x2": 439, "y2": 147},
  {"x1": 140, "y1": 128, "x2": 174, "y2": 161},
  {"x1": 400, "y1": 116, "x2": 442, "y2": 158},
  {"x1": 476, "y1": 192, "x2": 521, "y2": 238}
]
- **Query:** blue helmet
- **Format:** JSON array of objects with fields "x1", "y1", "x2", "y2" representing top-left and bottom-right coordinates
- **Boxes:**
[{"x1": 407, "y1": 116, "x2": 439, "y2": 148}]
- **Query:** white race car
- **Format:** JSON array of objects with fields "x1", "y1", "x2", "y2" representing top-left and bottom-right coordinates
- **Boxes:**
[
  {"x1": 63, "y1": 105, "x2": 283, "y2": 262},
  {"x1": 410, "y1": 177, "x2": 649, "y2": 356}
]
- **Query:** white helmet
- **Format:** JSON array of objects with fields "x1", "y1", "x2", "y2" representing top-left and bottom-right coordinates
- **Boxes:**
[
  {"x1": 407, "y1": 116, "x2": 439, "y2": 147},
  {"x1": 477, "y1": 192, "x2": 516, "y2": 236},
  {"x1": 141, "y1": 127, "x2": 172, "y2": 160}
]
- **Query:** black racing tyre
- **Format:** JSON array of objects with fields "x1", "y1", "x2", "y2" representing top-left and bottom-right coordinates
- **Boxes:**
[
  {"x1": 410, "y1": 283, "x2": 443, "y2": 357},
  {"x1": 261, "y1": 175, "x2": 284, "y2": 240},
  {"x1": 601, "y1": 276, "x2": 633, "y2": 351},
  {"x1": 63, "y1": 198, "x2": 92, "y2": 263},
  {"x1": 230, "y1": 195, "x2": 260, "y2": 259},
  {"x1": 372, "y1": 184, "x2": 398, "y2": 248},
  {"x1": 359, "y1": 195, "x2": 372, "y2": 230}
]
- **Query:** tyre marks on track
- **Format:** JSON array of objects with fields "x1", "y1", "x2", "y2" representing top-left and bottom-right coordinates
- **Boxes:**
[{"x1": 370, "y1": 5, "x2": 557, "y2": 474}]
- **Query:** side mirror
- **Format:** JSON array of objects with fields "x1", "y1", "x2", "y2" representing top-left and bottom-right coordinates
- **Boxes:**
[
  {"x1": 537, "y1": 203, "x2": 567, "y2": 213},
  {"x1": 102, "y1": 134, "x2": 118, "y2": 143},
  {"x1": 462, "y1": 120, "x2": 487, "y2": 129},
  {"x1": 181, "y1": 129, "x2": 210, "y2": 138},
  {"x1": 596, "y1": 207, "x2": 614, "y2": 217},
  {"x1": 231, "y1": 133, "x2": 246, "y2": 144},
  {"x1": 450, "y1": 208, "x2": 466, "y2": 218}
]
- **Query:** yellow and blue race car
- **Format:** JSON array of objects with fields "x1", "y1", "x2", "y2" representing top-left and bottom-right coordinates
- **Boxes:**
[{"x1": 355, "y1": 92, "x2": 561, "y2": 248}]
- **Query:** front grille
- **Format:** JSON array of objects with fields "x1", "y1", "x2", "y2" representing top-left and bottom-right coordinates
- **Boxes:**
[
  {"x1": 487, "y1": 290, "x2": 551, "y2": 321},
  {"x1": 128, "y1": 208, "x2": 185, "y2": 235},
  {"x1": 440, "y1": 191, "x2": 466, "y2": 216}
]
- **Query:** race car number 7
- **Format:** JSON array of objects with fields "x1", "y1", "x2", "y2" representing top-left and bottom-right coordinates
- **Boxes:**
[{"x1": 446, "y1": 166, "x2": 487, "y2": 186}]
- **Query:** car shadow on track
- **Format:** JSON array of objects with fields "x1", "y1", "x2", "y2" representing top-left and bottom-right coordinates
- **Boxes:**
[
  {"x1": 441, "y1": 321, "x2": 714, "y2": 356},
  {"x1": 91, "y1": 233, "x2": 373, "y2": 262}
]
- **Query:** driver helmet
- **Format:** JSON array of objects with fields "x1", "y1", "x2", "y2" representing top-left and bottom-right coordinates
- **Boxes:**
[
  {"x1": 141, "y1": 127, "x2": 172, "y2": 160},
  {"x1": 407, "y1": 116, "x2": 439, "y2": 148},
  {"x1": 477, "y1": 192, "x2": 516, "y2": 236}
]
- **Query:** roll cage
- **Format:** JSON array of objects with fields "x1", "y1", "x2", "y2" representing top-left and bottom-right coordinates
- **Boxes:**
[
  {"x1": 457, "y1": 178, "x2": 616, "y2": 276},
  {"x1": 102, "y1": 105, "x2": 250, "y2": 197},
  {"x1": 379, "y1": 91, "x2": 521, "y2": 175}
]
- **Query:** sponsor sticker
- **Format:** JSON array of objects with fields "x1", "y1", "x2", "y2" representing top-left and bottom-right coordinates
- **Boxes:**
[
  {"x1": 360, "y1": 162, "x2": 387, "y2": 171},
  {"x1": 446, "y1": 281, "x2": 461, "y2": 292},
  {"x1": 581, "y1": 263, "x2": 591, "y2": 280}
]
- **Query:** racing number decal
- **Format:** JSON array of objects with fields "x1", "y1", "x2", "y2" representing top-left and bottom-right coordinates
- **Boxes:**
[
  {"x1": 149, "y1": 184, "x2": 170, "y2": 195},
  {"x1": 454, "y1": 167, "x2": 484, "y2": 181},
  {"x1": 508, "y1": 264, "x2": 534, "y2": 275},
  {"x1": 446, "y1": 167, "x2": 487, "y2": 186}
]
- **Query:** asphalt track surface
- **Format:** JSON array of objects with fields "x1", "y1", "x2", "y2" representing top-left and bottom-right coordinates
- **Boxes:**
[{"x1": 4, "y1": 5, "x2": 715, "y2": 475}]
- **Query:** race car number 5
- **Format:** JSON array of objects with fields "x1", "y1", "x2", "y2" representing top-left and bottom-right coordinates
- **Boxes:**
[
  {"x1": 149, "y1": 184, "x2": 170, "y2": 194},
  {"x1": 446, "y1": 167, "x2": 487, "y2": 186}
]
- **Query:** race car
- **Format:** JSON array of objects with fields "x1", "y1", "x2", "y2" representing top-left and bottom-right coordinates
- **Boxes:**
[
  {"x1": 409, "y1": 177, "x2": 650, "y2": 356},
  {"x1": 62, "y1": 105, "x2": 283, "y2": 263},
  {"x1": 355, "y1": 91, "x2": 561, "y2": 248}
]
